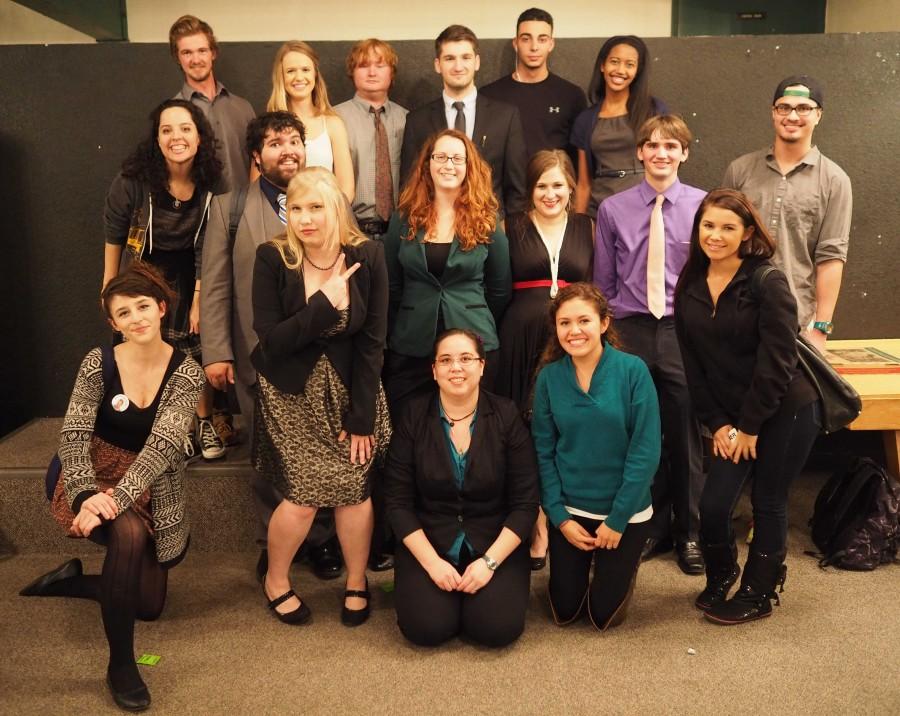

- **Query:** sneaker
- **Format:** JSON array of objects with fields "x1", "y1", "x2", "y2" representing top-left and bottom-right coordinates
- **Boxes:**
[
  {"x1": 183, "y1": 433, "x2": 200, "y2": 462},
  {"x1": 197, "y1": 417, "x2": 226, "y2": 460},
  {"x1": 212, "y1": 409, "x2": 240, "y2": 446}
]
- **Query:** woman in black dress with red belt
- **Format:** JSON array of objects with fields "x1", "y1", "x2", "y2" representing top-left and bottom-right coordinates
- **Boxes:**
[{"x1": 496, "y1": 150, "x2": 593, "y2": 567}]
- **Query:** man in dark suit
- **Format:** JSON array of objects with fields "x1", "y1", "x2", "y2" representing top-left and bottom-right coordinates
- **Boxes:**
[
  {"x1": 201, "y1": 111, "x2": 342, "y2": 581},
  {"x1": 399, "y1": 25, "x2": 528, "y2": 216}
]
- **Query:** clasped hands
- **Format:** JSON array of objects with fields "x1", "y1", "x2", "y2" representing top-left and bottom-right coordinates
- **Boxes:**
[
  {"x1": 560, "y1": 519, "x2": 622, "y2": 551},
  {"x1": 426, "y1": 556, "x2": 495, "y2": 594},
  {"x1": 712, "y1": 424, "x2": 758, "y2": 463},
  {"x1": 68, "y1": 489, "x2": 119, "y2": 538}
]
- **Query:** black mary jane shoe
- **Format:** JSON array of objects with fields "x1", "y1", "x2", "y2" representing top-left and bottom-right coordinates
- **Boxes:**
[
  {"x1": 19, "y1": 558, "x2": 83, "y2": 597},
  {"x1": 530, "y1": 552, "x2": 548, "y2": 571},
  {"x1": 341, "y1": 579, "x2": 371, "y2": 627},
  {"x1": 263, "y1": 578, "x2": 312, "y2": 625},
  {"x1": 106, "y1": 672, "x2": 151, "y2": 712}
]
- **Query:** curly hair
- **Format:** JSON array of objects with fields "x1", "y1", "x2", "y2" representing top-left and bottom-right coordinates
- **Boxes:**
[
  {"x1": 121, "y1": 99, "x2": 222, "y2": 195},
  {"x1": 270, "y1": 167, "x2": 367, "y2": 272},
  {"x1": 266, "y1": 40, "x2": 336, "y2": 117},
  {"x1": 538, "y1": 282, "x2": 620, "y2": 368},
  {"x1": 397, "y1": 129, "x2": 498, "y2": 251}
]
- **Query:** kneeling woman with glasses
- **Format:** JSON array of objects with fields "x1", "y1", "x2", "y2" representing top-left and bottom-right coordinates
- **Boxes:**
[
  {"x1": 532, "y1": 283, "x2": 661, "y2": 630},
  {"x1": 384, "y1": 329, "x2": 539, "y2": 647}
]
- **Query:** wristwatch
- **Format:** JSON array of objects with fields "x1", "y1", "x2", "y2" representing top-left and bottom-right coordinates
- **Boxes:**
[
  {"x1": 481, "y1": 554, "x2": 498, "y2": 572},
  {"x1": 812, "y1": 320, "x2": 834, "y2": 335}
]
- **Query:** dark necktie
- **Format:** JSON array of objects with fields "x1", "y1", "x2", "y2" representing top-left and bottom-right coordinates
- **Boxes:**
[
  {"x1": 452, "y1": 101, "x2": 466, "y2": 134},
  {"x1": 370, "y1": 106, "x2": 393, "y2": 221}
]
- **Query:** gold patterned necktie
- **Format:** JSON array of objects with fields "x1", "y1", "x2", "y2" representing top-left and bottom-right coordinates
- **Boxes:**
[
  {"x1": 647, "y1": 193, "x2": 666, "y2": 318},
  {"x1": 370, "y1": 106, "x2": 393, "y2": 221}
]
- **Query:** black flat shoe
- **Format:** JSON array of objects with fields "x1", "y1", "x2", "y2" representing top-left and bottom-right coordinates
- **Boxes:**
[
  {"x1": 309, "y1": 539, "x2": 343, "y2": 580},
  {"x1": 341, "y1": 579, "x2": 371, "y2": 627},
  {"x1": 19, "y1": 558, "x2": 83, "y2": 597},
  {"x1": 106, "y1": 673, "x2": 150, "y2": 712},
  {"x1": 530, "y1": 553, "x2": 547, "y2": 571},
  {"x1": 368, "y1": 553, "x2": 394, "y2": 572},
  {"x1": 263, "y1": 578, "x2": 311, "y2": 625}
]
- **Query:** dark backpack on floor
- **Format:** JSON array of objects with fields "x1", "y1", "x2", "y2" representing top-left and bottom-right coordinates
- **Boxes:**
[{"x1": 808, "y1": 457, "x2": 900, "y2": 570}]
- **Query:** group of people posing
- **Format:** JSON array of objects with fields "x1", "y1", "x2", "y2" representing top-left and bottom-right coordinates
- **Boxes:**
[{"x1": 21, "y1": 7, "x2": 852, "y2": 713}]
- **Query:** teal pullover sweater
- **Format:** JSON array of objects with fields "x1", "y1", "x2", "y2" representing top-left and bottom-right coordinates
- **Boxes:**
[{"x1": 531, "y1": 346, "x2": 661, "y2": 533}]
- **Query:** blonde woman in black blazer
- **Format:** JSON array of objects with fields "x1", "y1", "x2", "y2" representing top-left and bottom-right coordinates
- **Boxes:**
[
  {"x1": 384, "y1": 329, "x2": 539, "y2": 647},
  {"x1": 251, "y1": 167, "x2": 391, "y2": 627}
]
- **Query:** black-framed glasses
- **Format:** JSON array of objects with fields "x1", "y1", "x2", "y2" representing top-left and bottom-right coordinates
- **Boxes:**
[
  {"x1": 430, "y1": 153, "x2": 467, "y2": 165},
  {"x1": 773, "y1": 103, "x2": 818, "y2": 116}
]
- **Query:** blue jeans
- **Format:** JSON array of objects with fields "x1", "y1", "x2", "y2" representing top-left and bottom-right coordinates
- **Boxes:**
[{"x1": 700, "y1": 400, "x2": 821, "y2": 555}]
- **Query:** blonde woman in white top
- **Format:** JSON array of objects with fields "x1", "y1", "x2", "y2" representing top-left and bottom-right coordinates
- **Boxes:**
[{"x1": 268, "y1": 40, "x2": 355, "y2": 202}]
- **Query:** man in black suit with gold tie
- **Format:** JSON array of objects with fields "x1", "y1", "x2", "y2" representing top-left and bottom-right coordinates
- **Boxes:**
[{"x1": 399, "y1": 25, "x2": 528, "y2": 216}]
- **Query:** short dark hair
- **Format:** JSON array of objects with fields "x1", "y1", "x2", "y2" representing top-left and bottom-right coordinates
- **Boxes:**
[
  {"x1": 433, "y1": 328, "x2": 486, "y2": 361},
  {"x1": 101, "y1": 262, "x2": 175, "y2": 322},
  {"x1": 245, "y1": 111, "x2": 306, "y2": 160},
  {"x1": 168, "y1": 15, "x2": 217, "y2": 60},
  {"x1": 517, "y1": 8, "x2": 554, "y2": 32},
  {"x1": 435, "y1": 25, "x2": 479, "y2": 58}
]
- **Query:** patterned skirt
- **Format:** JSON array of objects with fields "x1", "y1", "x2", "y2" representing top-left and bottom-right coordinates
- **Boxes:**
[
  {"x1": 50, "y1": 435, "x2": 153, "y2": 536},
  {"x1": 252, "y1": 356, "x2": 392, "y2": 508}
]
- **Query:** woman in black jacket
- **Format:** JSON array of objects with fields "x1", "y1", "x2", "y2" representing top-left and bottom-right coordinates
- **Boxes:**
[
  {"x1": 384, "y1": 329, "x2": 539, "y2": 647},
  {"x1": 252, "y1": 167, "x2": 391, "y2": 627},
  {"x1": 674, "y1": 189, "x2": 820, "y2": 625}
]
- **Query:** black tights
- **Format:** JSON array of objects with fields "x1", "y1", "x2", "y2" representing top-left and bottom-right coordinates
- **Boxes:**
[{"x1": 40, "y1": 511, "x2": 167, "y2": 689}]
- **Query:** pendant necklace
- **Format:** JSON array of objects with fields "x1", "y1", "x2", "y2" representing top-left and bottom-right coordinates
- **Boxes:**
[{"x1": 440, "y1": 400, "x2": 476, "y2": 427}]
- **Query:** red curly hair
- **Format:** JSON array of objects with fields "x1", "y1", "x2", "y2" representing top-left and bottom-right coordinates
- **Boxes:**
[{"x1": 398, "y1": 129, "x2": 498, "y2": 251}]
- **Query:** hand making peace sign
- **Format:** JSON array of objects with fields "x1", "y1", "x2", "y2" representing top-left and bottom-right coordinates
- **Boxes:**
[{"x1": 319, "y1": 253, "x2": 361, "y2": 311}]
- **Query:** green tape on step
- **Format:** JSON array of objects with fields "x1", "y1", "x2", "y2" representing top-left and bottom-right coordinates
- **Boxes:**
[{"x1": 136, "y1": 654, "x2": 161, "y2": 666}]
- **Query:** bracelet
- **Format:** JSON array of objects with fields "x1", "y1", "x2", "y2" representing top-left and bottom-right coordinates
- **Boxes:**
[{"x1": 194, "y1": 289, "x2": 201, "y2": 293}]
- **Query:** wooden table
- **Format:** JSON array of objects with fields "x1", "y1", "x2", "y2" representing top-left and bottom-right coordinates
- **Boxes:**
[{"x1": 826, "y1": 339, "x2": 900, "y2": 476}]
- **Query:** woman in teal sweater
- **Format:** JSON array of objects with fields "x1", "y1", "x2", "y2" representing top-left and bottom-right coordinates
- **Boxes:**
[{"x1": 532, "y1": 283, "x2": 660, "y2": 630}]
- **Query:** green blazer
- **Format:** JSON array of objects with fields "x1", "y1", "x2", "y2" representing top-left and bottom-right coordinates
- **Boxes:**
[{"x1": 384, "y1": 212, "x2": 512, "y2": 357}]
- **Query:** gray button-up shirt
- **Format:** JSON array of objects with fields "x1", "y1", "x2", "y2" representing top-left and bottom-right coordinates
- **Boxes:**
[
  {"x1": 176, "y1": 80, "x2": 256, "y2": 194},
  {"x1": 722, "y1": 145, "x2": 852, "y2": 328},
  {"x1": 335, "y1": 95, "x2": 408, "y2": 221}
]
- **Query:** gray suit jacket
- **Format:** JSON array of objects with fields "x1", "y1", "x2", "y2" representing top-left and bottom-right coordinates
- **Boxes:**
[{"x1": 200, "y1": 181, "x2": 285, "y2": 386}]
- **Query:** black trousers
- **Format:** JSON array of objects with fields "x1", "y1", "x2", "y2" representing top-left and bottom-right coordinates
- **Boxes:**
[
  {"x1": 616, "y1": 315, "x2": 704, "y2": 543},
  {"x1": 394, "y1": 542, "x2": 531, "y2": 647},
  {"x1": 548, "y1": 515, "x2": 650, "y2": 628},
  {"x1": 700, "y1": 400, "x2": 820, "y2": 554}
]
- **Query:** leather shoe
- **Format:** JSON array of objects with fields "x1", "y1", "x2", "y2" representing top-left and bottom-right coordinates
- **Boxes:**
[
  {"x1": 341, "y1": 578, "x2": 371, "y2": 627},
  {"x1": 309, "y1": 539, "x2": 343, "y2": 580},
  {"x1": 20, "y1": 558, "x2": 82, "y2": 597},
  {"x1": 263, "y1": 577, "x2": 312, "y2": 625},
  {"x1": 640, "y1": 537, "x2": 673, "y2": 562},
  {"x1": 677, "y1": 541, "x2": 706, "y2": 575},
  {"x1": 368, "y1": 553, "x2": 394, "y2": 572},
  {"x1": 106, "y1": 672, "x2": 151, "y2": 712}
]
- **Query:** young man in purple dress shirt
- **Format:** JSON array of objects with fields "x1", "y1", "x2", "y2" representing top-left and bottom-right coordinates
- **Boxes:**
[{"x1": 593, "y1": 115, "x2": 707, "y2": 575}]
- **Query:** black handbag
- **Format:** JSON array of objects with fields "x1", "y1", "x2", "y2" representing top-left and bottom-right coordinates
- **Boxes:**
[{"x1": 751, "y1": 266, "x2": 861, "y2": 434}]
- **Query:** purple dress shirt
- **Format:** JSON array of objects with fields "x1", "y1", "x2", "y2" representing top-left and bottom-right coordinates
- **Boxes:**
[{"x1": 593, "y1": 178, "x2": 707, "y2": 319}]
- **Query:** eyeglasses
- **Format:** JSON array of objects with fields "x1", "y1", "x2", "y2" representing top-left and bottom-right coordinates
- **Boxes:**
[
  {"x1": 434, "y1": 354, "x2": 482, "y2": 368},
  {"x1": 773, "y1": 103, "x2": 818, "y2": 116},
  {"x1": 430, "y1": 153, "x2": 467, "y2": 165}
]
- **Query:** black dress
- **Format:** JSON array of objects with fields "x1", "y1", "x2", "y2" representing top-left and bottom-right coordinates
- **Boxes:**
[{"x1": 496, "y1": 212, "x2": 594, "y2": 410}]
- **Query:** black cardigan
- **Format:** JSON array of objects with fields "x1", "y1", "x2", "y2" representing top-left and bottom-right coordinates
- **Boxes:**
[
  {"x1": 674, "y1": 258, "x2": 817, "y2": 435},
  {"x1": 250, "y1": 239, "x2": 388, "y2": 435},
  {"x1": 384, "y1": 391, "x2": 540, "y2": 555}
]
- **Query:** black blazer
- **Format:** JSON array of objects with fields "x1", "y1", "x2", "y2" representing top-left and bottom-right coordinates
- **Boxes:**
[
  {"x1": 674, "y1": 258, "x2": 816, "y2": 435},
  {"x1": 399, "y1": 94, "x2": 528, "y2": 216},
  {"x1": 251, "y1": 239, "x2": 388, "y2": 435},
  {"x1": 384, "y1": 390, "x2": 539, "y2": 555}
]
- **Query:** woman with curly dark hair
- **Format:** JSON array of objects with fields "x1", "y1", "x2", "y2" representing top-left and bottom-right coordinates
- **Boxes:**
[
  {"x1": 103, "y1": 98, "x2": 225, "y2": 460},
  {"x1": 382, "y1": 129, "x2": 511, "y2": 412}
]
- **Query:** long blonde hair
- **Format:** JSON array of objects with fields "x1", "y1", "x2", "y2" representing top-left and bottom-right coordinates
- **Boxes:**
[
  {"x1": 271, "y1": 167, "x2": 367, "y2": 271},
  {"x1": 266, "y1": 40, "x2": 336, "y2": 117}
]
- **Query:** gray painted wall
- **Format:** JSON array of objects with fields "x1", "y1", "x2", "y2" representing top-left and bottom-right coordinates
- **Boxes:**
[{"x1": 1, "y1": 32, "x2": 898, "y2": 426}]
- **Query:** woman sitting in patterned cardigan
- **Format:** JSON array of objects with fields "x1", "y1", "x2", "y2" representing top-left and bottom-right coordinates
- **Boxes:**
[{"x1": 20, "y1": 262, "x2": 205, "y2": 712}]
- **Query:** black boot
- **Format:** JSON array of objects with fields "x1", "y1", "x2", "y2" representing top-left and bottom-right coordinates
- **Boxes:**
[
  {"x1": 704, "y1": 550, "x2": 786, "y2": 625},
  {"x1": 694, "y1": 542, "x2": 740, "y2": 610}
]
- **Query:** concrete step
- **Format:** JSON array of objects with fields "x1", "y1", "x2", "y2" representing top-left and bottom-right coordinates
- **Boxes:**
[{"x1": 0, "y1": 419, "x2": 258, "y2": 555}]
